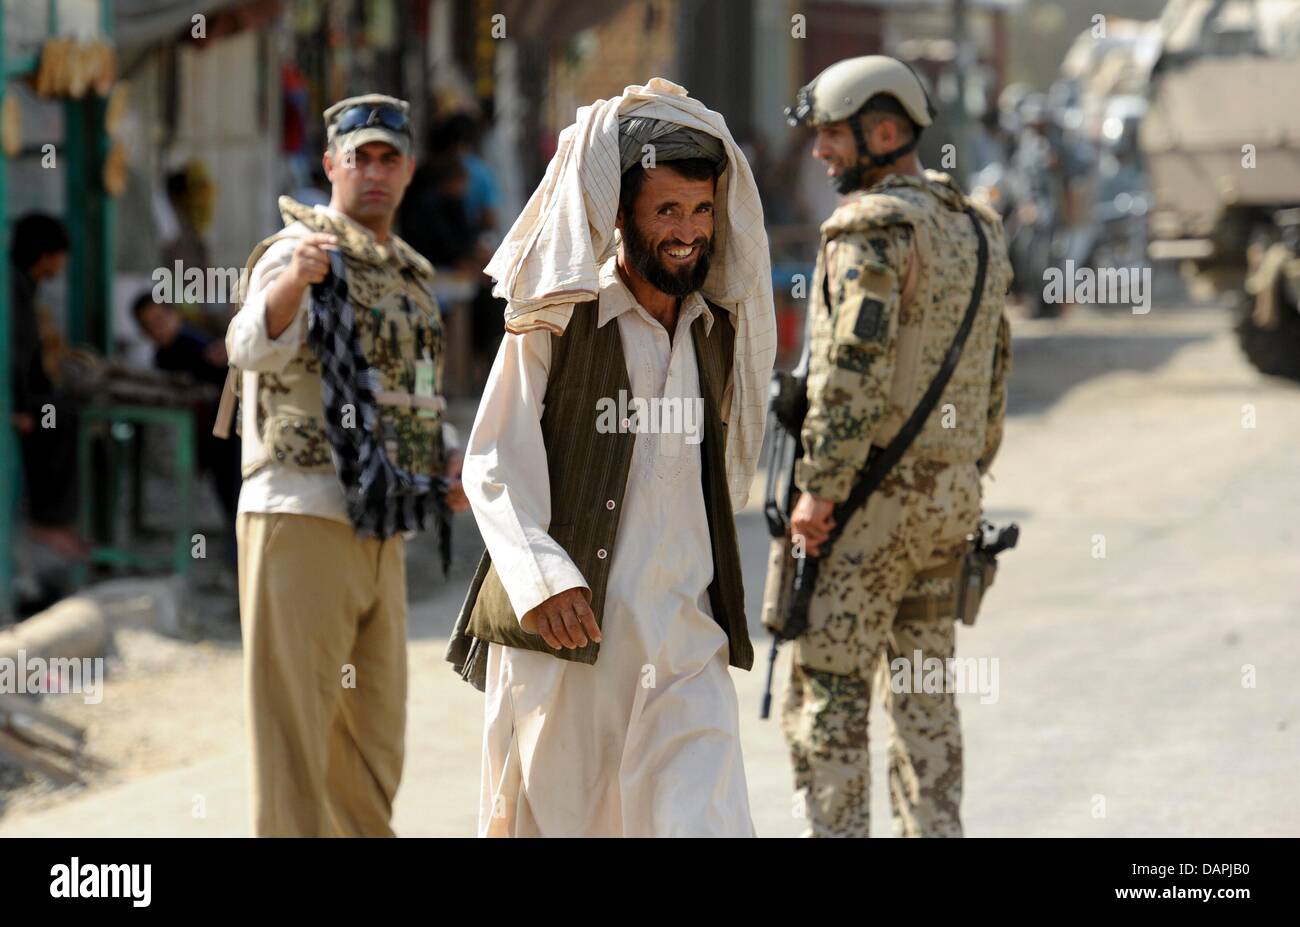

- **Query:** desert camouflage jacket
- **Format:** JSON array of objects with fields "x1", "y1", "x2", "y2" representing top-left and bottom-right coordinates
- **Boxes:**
[{"x1": 795, "y1": 170, "x2": 1013, "y2": 502}]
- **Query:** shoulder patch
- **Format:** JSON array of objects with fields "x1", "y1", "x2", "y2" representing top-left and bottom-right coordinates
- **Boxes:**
[{"x1": 853, "y1": 297, "x2": 885, "y2": 341}]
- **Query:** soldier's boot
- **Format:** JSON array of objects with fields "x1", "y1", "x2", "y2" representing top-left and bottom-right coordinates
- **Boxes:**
[
  {"x1": 883, "y1": 614, "x2": 964, "y2": 837},
  {"x1": 781, "y1": 660, "x2": 873, "y2": 837}
]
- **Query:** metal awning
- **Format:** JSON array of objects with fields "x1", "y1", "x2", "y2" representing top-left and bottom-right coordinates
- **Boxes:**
[{"x1": 113, "y1": 0, "x2": 249, "y2": 48}]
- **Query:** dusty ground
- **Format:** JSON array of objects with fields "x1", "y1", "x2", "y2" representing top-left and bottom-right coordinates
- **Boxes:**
[{"x1": 3, "y1": 289, "x2": 1298, "y2": 836}]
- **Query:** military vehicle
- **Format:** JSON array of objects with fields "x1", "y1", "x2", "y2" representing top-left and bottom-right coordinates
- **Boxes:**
[{"x1": 1141, "y1": 0, "x2": 1300, "y2": 378}]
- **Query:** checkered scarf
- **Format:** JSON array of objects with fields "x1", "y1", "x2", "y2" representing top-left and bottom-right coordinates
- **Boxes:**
[{"x1": 306, "y1": 250, "x2": 451, "y2": 573}]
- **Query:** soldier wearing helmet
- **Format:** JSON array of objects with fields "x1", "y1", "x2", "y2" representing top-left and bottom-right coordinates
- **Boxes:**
[
  {"x1": 778, "y1": 56, "x2": 1015, "y2": 837},
  {"x1": 786, "y1": 54, "x2": 937, "y2": 194}
]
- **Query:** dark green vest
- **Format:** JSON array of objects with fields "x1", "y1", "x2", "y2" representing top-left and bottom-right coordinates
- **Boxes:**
[{"x1": 446, "y1": 297, "x2": 752, "y2": 690}]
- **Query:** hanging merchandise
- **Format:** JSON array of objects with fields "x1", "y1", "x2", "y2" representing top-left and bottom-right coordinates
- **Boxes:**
[
  {"x1": 102, "y1": 142, "x2": 127, "y2": 197},
  {"x1": 105, "y1": 83, "x2": 129, "y2": 135},
  {"x1": 32, "y1": 38, "x2": 117, "y2": 99},
  {"x1": 1, "y1": 92, "x2": 22, "y2": 158}
]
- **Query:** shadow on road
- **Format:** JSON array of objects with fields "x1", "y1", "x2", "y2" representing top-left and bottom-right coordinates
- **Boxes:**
[
  {"x1": 404, "y1": 511, "x2": 486, "y2": 641},
  {"x1": 1007, "y1": 327, "x2": 1214, "y2": 417}
]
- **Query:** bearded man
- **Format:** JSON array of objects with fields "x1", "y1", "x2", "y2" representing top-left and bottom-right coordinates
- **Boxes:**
[{"x1": 446, "y1": 79, "x2": 776, "y2": 837}]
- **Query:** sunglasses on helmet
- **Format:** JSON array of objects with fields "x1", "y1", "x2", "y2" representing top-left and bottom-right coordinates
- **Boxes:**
[{"x1": 333, "y1": 104, "x2": 411, "y2": 137}]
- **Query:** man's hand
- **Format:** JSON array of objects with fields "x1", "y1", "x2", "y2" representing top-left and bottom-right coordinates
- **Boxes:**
[
  {"x1": 521, "y1": 587, "x2": 601, "y2": 650},
  {"x1": 266, "y1": 233, "x2": 338, "y2": 339},
  {"x1": 443, "y1": 449, "x2": 469, "y2": 513},
  {"x1": 790, "y1": 491, "x2": 836, "y2": 557},
  {"x1": 12, "y1": 412, "x2": 35, "y2": 435},
  {"x1": 286, "y1": 233, "x2": 338, "y2": 288}
]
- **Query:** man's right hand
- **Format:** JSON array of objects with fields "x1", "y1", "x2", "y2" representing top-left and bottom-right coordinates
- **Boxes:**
[
  {"x1": 790, "y1": 491, "x2": 836, "y2": 557},
  {"x1": 286, "y1": 233, "x2": 338, "y2": 289},
  {"x1": 521, "y1": 587, "x2": 601, "y2": 650},
  {"x1": 266, "y1": 233, "x2": 338, "y2": 339}
]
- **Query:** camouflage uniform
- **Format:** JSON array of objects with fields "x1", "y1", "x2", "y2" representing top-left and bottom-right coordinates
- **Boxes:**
[
  {"x1": 782, "y1": 170, "x2": 1013, "y2": 837},
  {"x1": 237, "y1": 195, "x2": 446, "y2": 479}
]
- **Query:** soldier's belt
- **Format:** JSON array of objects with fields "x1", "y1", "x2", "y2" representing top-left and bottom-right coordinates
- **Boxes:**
[{"x1": 373, "y1": 390, "x2": 447, "y2": 413}]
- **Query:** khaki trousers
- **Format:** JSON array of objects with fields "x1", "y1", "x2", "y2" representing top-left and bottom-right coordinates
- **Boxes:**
[
  {"x1": 237, "y1": 512, "x2": 407, "y2": 837},
  {"x1": 783, "y1": 460, "x2": 981, "y2": 837}
]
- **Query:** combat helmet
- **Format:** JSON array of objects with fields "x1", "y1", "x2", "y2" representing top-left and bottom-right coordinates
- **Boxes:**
[{"x1": 786, "y1": 55, "x2": 936, "y2": 170}]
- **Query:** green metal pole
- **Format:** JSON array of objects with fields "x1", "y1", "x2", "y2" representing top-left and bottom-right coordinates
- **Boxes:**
[
  {"x1": 99, "y1": 0, "x2": 114, "y2": 354},
  {"x1": 174, "y1": 417, "x2": 194, "y2": 577},
  {"x1": 71, "y1": 414, "x2": 92, "y2": 590},
  {"x1": 63, "y1": 1, "x2": 115, "y2": 350},
  {"x1": 0, "y1": 2, "x2": 13, "y2": 624}
]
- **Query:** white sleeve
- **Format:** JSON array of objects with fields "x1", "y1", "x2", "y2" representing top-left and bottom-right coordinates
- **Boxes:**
[
  {"x1": 463, "y1": 329, "x2": 590, "y2": 622},
  {"x1": 225, "y1": 237, "x2": 309, "y2": 373}
]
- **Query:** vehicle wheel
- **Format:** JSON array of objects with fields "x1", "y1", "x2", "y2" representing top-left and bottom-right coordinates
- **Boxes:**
[{"x1": 1235, "y1": 287, "x2": 1300, "y2": 381}]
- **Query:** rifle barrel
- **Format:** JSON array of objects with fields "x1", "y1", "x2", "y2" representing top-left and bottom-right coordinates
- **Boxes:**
[{"x1": 760, "y1": 636, "x2": 780, "y2": 720}]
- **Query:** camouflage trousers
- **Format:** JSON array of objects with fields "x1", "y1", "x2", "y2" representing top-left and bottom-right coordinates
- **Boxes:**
[{"x1": 782, "y1": 458, "x2": 980, "y2": 837}]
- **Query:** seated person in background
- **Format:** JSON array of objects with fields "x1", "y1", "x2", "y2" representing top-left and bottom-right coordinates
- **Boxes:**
[
  {"x1": 9, "y1": 213, "x2": 88, "y2": 559},
  {"x1": 133, "y1": 291, "x2": 228, "y2": 387},
  {"x1": 132, "y1": 292, "x2": 240, "y2": 562}
]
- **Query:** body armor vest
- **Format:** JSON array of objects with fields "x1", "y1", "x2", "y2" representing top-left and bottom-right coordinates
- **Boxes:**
[
  {"x1": 236, "y1": 196, "x2": 444, "y2": 480},
  {"x1": 817, "y1": 170, "x2": 1012, "y2": 465}
]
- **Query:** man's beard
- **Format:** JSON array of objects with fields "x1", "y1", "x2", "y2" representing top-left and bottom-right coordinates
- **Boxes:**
[
  {"x1": 832, "y1": 162, "x2": 869, "y2": 195},
  {"x1": 831, "y1": 159, "x2": 886, "y2": 195},
  {"x1": 622, "y1": 214, "x2": 712, "y2": 298},
  {"x1": 830, "y1": 139, "x2": 897, "y2": 194}
]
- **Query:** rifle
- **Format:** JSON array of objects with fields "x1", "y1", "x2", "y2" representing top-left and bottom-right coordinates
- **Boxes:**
[{"x1": 758, "y1": 370, "x2": 807, "y2": 720}]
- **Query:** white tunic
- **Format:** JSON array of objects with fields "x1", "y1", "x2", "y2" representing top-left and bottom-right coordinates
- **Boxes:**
[{"x1": 463, "y1": 257, "x2": 754, "y2": 837}]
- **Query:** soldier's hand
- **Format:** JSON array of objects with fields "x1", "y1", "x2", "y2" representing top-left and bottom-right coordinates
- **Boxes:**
[
  {"x1": 287, "y1": 233, "x2": 338, "y2": 288},
  {"x1": 791, "y1": 492, "x2": 836, "y2": 557},
  {"x1": 521, "y1": 586, "x2": 601, "y2": 650}
]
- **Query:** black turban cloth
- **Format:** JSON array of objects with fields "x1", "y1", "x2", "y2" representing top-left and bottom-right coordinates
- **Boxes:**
[{"x1": 617, "y1": 115, "x2": 727, "y2": 175}]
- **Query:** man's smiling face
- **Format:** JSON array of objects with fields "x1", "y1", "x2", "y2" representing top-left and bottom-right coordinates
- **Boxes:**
[
  {"x1": 812, "y1": 121, "x2": 860, "y2": 186},
  {"x1": 618, "y1": 162, "x2": 716, "y2": 298}
]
